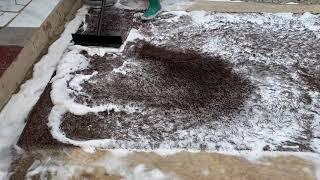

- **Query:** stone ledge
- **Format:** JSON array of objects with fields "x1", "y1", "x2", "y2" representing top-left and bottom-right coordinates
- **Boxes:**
[{"x1": 0, "y1": 0, "x2": 83, "y2": 110}]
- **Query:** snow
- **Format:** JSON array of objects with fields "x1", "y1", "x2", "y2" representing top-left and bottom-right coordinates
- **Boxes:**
[
  {"x1": 129, "y1": 165, "x2": 169, "y2": 180},
  {"x1": 286, "y1": 2, "x2": 299, "y2": 4},
  {"x1": 115, "y1": 0, "x2": 195, "y2": 11},
  {"x1": 161, "y1": 0, "x2": 195, "y2": 11},
  {"x1": 96, "y1": 152, "x2": 175, "y2": 180},
  {"x1": 0, "y1": 6, "x2": 88, "y2": 179},
  {"x1": 124, "y1": 28, "x2": 146, "y2": 43},
  {"x1": 0, "y1": 0, "x2": 25, "y2": 12},
  {"x1": 114, "y1": 0, "x2": 146, "y2": 10},
  {"x1": 71, "y1": 45, "x2": 121, "y2": 56},
  {"x1": 196, "y1": 12, "x2": 320, "y2": 151},
  {"x1": 69, "y1": 71, "x2": 98, "y2": 92}
]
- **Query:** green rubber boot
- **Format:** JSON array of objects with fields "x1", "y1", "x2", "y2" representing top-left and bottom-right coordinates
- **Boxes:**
[{"x1": 142, "y1": 0, "x2": 161, "y2": 20}]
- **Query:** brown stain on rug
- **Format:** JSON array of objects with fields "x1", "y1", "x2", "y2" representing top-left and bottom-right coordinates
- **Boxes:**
[{"x1": 60, "y1": 41, "x2": 253, "y2": 147}]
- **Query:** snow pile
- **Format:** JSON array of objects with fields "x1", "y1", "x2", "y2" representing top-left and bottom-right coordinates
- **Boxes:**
[{"x1": 0, "y1": 7, "x2": 88, "y2": 179}]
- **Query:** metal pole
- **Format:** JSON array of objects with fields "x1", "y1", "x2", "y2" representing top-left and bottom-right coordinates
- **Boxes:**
[{"x1": 97, "y1": 0, "x2": 106, "y2": 36}]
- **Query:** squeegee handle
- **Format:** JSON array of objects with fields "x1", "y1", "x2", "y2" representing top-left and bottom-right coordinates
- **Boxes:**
[{"x1": 98, "y1": 0, "x2": 106, "y2": 36}]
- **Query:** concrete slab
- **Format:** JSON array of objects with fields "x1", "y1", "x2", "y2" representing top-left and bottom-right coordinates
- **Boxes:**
[
  {"x1": 16, "y1": 0, "x2": 32, "y2": 5},
  {"x1": 0, "y1": 27, "x2": 36, "y2": 46},
  {"x1": 0, "y1": 0, "x2": 25, "y2": 12},
  {"x1": 0, "y1": 12, "x2": 17, "y2": 27}
]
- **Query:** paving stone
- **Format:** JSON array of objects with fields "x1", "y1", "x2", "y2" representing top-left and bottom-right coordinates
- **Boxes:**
[
  {"x1": 0, "y1": 0, "x2": 25, "y2": 12},
  {"x1": 8, "y1": 0, "x2": 61, "y2": 27},
  {"x1": 0, "y1": 12, "x2": 17, "y2": 27}
]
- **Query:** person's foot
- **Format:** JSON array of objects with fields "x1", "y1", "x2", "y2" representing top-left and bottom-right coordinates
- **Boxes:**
[{"x1": 141, "y1": 0, "x2": 161, "y2": 20}]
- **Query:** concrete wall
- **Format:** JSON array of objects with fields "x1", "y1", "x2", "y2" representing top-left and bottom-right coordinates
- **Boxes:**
[{"x1": 0, "y1": 0, "x2": 83, "y2": 109}]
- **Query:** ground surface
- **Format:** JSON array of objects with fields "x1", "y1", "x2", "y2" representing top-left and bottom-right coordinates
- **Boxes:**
[
  {"x1": 0, "y1": 45, "x2": 22, "y2": 76},
  {"x1": 19, "y1": 7, "x2": 320, "y2": 153}
]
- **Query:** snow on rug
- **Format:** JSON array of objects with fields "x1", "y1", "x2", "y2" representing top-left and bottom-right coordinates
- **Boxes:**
[{"x1": 48, "y1": 9, "x2": 320, "y2": 152}]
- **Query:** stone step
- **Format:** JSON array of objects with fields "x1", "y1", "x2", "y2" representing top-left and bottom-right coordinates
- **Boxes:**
[{"x1": 0, "y1": 0, "x2": 82, "y2": 110}]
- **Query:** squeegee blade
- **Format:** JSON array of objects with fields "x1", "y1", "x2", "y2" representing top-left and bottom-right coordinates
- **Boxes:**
[{"x1": 72, "y1": 34, "x2": 123, "y2": 48}]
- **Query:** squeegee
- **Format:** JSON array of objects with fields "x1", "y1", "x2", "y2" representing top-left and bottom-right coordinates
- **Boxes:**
[{"x1": 72, "y1": 0, "x2": 123, "y2": 48}]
